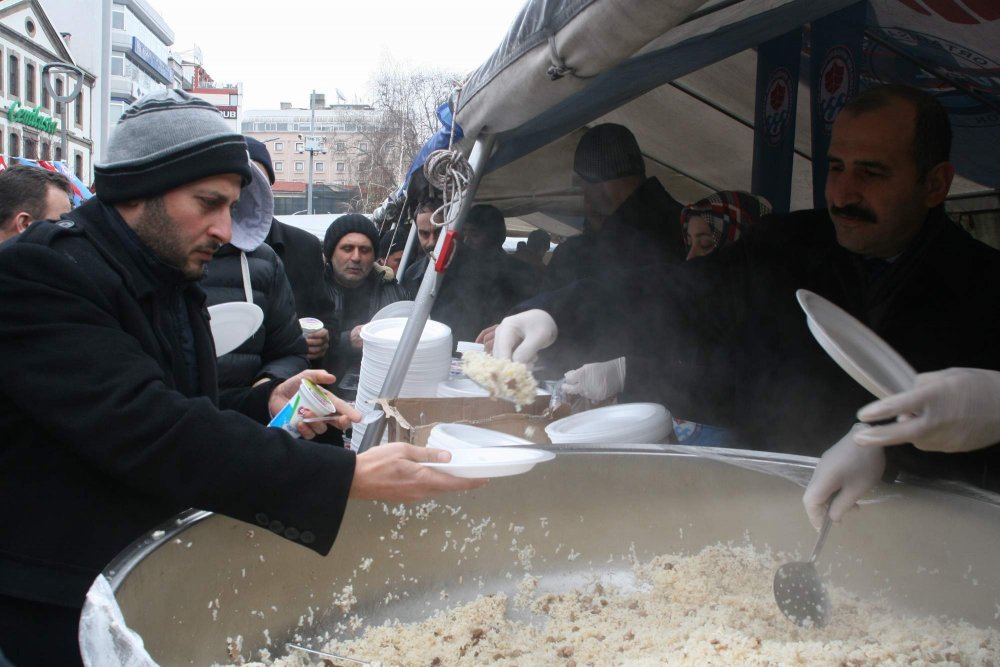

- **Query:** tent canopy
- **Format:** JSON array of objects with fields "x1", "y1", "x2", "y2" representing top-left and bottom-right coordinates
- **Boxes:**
[{"x1": 447, "y1": 0, "x2": 999, "y2": 237}]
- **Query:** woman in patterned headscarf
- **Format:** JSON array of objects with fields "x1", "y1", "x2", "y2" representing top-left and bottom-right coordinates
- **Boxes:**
[
  {"x1": 681, "y1": 191, "x2": 772, "y2": 260},
  {"x1": 671, "y1": 191, "x2": 772, "y2": 446}
]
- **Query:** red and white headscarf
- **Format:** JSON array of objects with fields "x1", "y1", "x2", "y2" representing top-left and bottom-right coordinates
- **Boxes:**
[{"x1": 681, "y1": 190, "x2": 772, "y2": 252}]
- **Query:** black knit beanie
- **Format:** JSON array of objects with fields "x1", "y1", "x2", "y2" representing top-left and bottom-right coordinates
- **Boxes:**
[
  {"x1": 323, "y1": 214, "x2": 379, "y2": 260},
  {"x1": 94, "y1": 90, "x2": 252, "y2": 203},
  {"x1": 573, "y1": 123, "x2": 646, "y2": 183},
  {"x1": 245, "y1": 136, "x2": 276, "y2": 184}
]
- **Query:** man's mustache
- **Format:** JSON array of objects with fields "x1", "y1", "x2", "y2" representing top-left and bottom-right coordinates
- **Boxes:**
[{"x1": 830, "y1": 204, "x2": 877, "y2": 224}]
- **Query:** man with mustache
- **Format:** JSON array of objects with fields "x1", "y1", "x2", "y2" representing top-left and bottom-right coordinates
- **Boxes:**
[
  {"x1": 322, "y1": 214, "x2": 408, "y2": 399},
  {"x1": 494, "y1": 84, "x2": 1000, "y2": 516},
  {"x1": 0, "y1": 91, "x2": 484, "y2": 665}
]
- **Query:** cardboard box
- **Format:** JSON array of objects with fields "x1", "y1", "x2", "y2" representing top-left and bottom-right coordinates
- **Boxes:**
[{"x1": 377, "y1": 396, "x2": 569, "y2": 446}]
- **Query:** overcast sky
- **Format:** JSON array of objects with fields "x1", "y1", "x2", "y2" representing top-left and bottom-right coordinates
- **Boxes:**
[{"x1": 158, "y1": 0, "x2": 527, "y2": 110}]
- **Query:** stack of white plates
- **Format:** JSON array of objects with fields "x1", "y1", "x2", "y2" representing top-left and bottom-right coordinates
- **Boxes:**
[
  {"x1": 350, "y1": 317, "x2": 452, "y2": 449},
  {"x1": 545, "y1": 403, "x2": 672, "y2": 444},
  {"x1": 427, "y1": 423, "x2": 533, "y2": 451}
]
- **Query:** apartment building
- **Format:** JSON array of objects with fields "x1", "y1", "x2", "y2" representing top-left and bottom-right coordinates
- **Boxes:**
[{"x1": 0, "y1": 0, "x2": 95, "y2": 180}]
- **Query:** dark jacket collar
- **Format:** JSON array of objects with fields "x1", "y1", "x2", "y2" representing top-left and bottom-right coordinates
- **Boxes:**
[
  {"x1": 263, "y1": 217, "x2": 286, "y2": 250},
  {"x1": 70, "y1": 198, "x2": 198, "y2": 300}
]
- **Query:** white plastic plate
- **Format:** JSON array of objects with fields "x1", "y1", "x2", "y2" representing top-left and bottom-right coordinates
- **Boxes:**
[
  {"x1": 428, "y1": 423, "x2": 533, "y2": 450},
  {"x1": 796, "y1": 289, "x2": 916, "y2": 399},
  {"x1": 208, "y1": 302, "x2": 264, "y2": 357},
  {"x1": 422, "y1": 447, "x2": 555, "y2": 478},
  {"x1": 545, "y1": 403, "x2": 671, "y2": 442}
]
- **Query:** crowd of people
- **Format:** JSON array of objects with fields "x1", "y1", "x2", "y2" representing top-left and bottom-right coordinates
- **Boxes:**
[{"x1": 0, "y1": 81, "x2": 998, "y2": 664}]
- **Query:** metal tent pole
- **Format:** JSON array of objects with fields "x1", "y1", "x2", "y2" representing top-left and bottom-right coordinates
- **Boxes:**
[
  {"x1": 394, "y1": 218, "x2": 418, "y2": 281},
  {"x1": 356, "y1": 134, "x2": 497, "y2": 453}
]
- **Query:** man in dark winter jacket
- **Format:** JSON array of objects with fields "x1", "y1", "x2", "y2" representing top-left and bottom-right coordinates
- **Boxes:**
[
  {"x1": 201, "y1": 162, "x2": 309, "y2": 388},
  {"x1": 494, "y1": 85, "x2": 1000, "y2": 524},
  {"x1": 322, "y1": 214, "x2": 409, "y2": 396},
  {"x1": 543, "y1": 123, "x2": 686, "y2": 292},
  {"x1": 248, "y1": 136, "x2": 336, "y2": 365},
  {"x1": 0, "y1": 90, "x2": 484, "y2": 666},
  {"x1": 431, "y1": 204, "x2": 537, "y2": 347}
]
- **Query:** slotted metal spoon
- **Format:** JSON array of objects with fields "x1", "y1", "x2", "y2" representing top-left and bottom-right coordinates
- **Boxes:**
[{"x1": 773, "y1": 512, "x2": 833, "y2": 628}]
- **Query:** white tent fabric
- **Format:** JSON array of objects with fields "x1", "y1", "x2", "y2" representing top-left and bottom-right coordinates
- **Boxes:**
[{"x1": 451, "y1": 0, "x2": 999, "y2": 232}]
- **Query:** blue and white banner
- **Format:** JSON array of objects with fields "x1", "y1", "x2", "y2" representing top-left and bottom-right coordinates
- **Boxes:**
[
  {"x1": 810, "y1": 1, "x2": 868, "y2": 208},
  {"x1": 751, "y1": 29, "x2": 803, "y2": 214}
]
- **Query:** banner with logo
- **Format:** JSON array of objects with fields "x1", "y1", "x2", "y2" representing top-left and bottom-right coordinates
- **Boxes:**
[
  {"x1": 751, "y1": 29, "x2": 802, "y2": 214},
  {"x1": 865, "y1": 0, "x2": 1000, "y2": 190},
  {"x1": 810, "y1": 1, "x2": 868, "y2": 208}
]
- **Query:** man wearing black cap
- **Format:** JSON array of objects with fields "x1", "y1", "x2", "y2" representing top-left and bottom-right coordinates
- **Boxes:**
[
  {"x1": 322, "y1": 214, "x2": 408, "y2": 396},
  {"x1": 0, "y1": 91, "x2": 484, "y2": 665},
  {"x1": 544, "y1": 123, "x2": 687, "y2": 291},
  {"x1": 247, "y1": 137, "x2": 337, "y2": 365}
]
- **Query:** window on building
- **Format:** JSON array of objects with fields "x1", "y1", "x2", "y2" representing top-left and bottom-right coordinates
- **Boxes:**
[
  {"x1": 55, "y1": 78, "x2": 63, "y2": 115},
  {"x1": 9, "y1": 54, "x2": 19, "y2": 98},
  {"x1": 25, "y1": 62, "x2": 35, "y2": 103},
  {"x1": 0, "y1": 132, "x2": 4, "y2": 155},
  {"x1": 75, "y1": 91, "x2": 83, "y2": 127},
  {"x1": 315, "y1": 162, "x2": 324, "y2": 172},
  {"x1": 294, "y1": 161, "x2": 303, "y2": 171},
  {"x1": 359, "y1": 141, "x2": 368, "y2": 152},
  {"x1": 111, "y1": 53, "x2": 124, "y2": 77},
  {"x1": 54, "y1": 145, "x2": 62, "y2": 161},
  {"x1": 336, "y1": 162, "x2": 345, "y2": 172},
  {"x1": 23, "y1": 136, "x2": 36, "y2": 160},
  {"x1": 0, "y1": 48, "x2": 4, "y2": 94},
  {"x1": 41, "y1": 141, "x2": 50, "y2": 160},
  {"x1": 9, "y1": 133, "x2": 19, "y2": 157},
  {"x1": 295, "y1": 142, "x2": 304, "y2": 152},
  {"x1": 274, "y1": 142, "x2": 283, "y2": 151},
  {"x1": 41, "y1": 74, "x2": 49, "y2": 110},
  {"x1": 109, "y1": 101, "x2": 125, "y2": 124},
  {"x1": 75, "y1": 153, "x2": 83, "y2": 180},
  {"x1": 229, "y1": 94, "x2": 238, "y2": 106},
  {"x1": 112, "y1": 6, "x2": 125, "y2": 30},
  {"x1": 274, "y1": 161, "x2": 283, "y2": 172},
  {"x1": 335, "y1": 141, "x2": 345, "y2": 152}
]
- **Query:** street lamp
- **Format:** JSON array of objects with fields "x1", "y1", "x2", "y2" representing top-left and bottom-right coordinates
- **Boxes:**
[
  {"x1": 294, "y1": 90, "x2": 327, "y2": 215},
  {"x1": 42, "y1": 62, "x2": 84, "y2": 165}
]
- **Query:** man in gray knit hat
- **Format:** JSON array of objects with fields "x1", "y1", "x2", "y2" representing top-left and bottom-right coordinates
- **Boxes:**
[{"x1": 0, "y1": 90, "x2": 484, "y2": 665}]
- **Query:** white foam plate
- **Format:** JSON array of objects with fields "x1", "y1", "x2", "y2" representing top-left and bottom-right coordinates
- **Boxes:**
[
  {"x1": 545, "y1": 403, "x2": 671, "y2": 443},
  {"x1": 371, "y1": 300, "x2": 415, "y2": 321},
  {"x1": 362, "y1": 316, "x2": 451, "y2": 346},
  {"x1": 796, "y1": 289, "x2": 917, "y2": 399},
  {"x1": 208, "y1": 302, "x2": 264, "y2": 357},
  {"x1": 428, "y1": 423, "x2": 533, "y2": 450},
  {"x1": 422, "y1": 447, "x2": 555, "y2": 478}
]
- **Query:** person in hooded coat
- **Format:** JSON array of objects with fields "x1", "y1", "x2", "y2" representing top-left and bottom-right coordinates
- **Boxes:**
[{"x1": 201, "y1": 163, "x2": 308, "y2": 388}]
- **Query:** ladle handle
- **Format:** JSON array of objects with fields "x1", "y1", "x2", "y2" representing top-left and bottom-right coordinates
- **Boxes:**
[{"x1": 809, "y1": 513, "x2": 833, "y2": 564}]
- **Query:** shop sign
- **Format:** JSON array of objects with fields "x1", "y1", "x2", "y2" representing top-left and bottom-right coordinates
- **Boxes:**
[
  {"x1": 7, "y1": 100, "x2": 58, "y2": 133},
  {"x1": 218, "y1": 105, "x2": 237, "y2": 119},
  {"x1": 131, "y1": 36, "x2": 172, "y2": 83}
]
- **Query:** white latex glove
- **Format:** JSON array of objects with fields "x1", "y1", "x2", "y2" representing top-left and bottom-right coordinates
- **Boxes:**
[
  {"x1": 563, "y1": 357, "x2": 627, "y2": 401},
  {"x1": 492, "y1": 309, "x2": 558, "y2": 365},
  {"x1": 802, "y1": 424, "x2": 885, "y2": 531},
  {"x1": 853, "y1": 368, "x2": 1000, "y2": 453}
]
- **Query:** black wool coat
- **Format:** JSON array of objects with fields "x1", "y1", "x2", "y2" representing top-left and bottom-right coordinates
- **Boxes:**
[{"x1": 0, "y1": 198, "x2": 356, "y2": 614}]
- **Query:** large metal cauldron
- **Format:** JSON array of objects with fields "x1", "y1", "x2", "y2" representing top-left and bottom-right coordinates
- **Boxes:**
[{"x1": 88, "y1": 446, "x2": 1000, "y2": 665}]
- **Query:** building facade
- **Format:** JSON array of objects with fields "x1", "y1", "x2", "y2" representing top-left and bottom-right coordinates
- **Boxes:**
[
  {"x1": 177, "y1": 51, "x2": 242, "y2": 133},
  {"x1": 0, "y1": 0, "x2": 95, "y2": 180},
  {"x1": 243, "y1": 97, "x2": 375, "y2": 190},
  {"x1": 107, "y1": 0, "x2": 173, "y2": 133}
]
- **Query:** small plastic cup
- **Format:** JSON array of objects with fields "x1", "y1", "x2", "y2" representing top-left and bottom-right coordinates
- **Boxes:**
[
  {"x1": 267, "y1": 378, "x2": 338, "y2": 438},
  {"x1": 299, "y1": 317, "x2": 324, "y2": 335}
]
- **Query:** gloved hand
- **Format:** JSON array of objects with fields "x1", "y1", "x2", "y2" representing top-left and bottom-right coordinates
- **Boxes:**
[
  {"x1": 853, "y1": 368, "x2": 1000, "y2": 453},
  {"x1": 492, "y1": 310, "x2": 558, "y2": 365},
  {"x1": 563, "y1": 357, "x2": 627, "y2": 401},
  {"x1": 802, "y1": 424, "x2": 885, "y2": 531}
]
